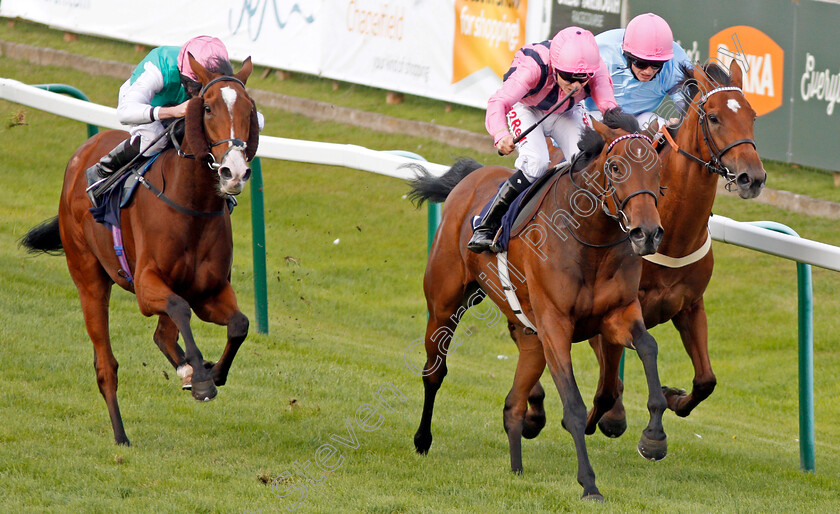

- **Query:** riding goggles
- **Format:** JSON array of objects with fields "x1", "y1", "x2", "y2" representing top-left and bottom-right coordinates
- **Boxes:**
[
  {"x1": 556, "y1": 70, "x2": 594, "y2": 84},
  {"x1": 624, "y1": 52, "x2": 666, "y2": 71}
]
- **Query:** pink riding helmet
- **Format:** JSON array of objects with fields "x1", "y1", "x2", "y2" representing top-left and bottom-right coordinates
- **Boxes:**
[
  {"x1": 549, "y1": 27, "x2": 601, "y2": 75},
  {"x1": 622, "y1": 13, "x2": 674, "y2": 61},
  {"x1": 177, "y1": 36, "x2": 230, "y2": 81}
]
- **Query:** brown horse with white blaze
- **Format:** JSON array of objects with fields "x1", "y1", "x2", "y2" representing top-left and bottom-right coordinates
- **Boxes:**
[
  {"x1": 20, "y1": 54, "x2": 260, "y2": 446},
  {"x1": 590, "y1": 59, "x2": 767, "y2": 436},
  {"x1": 408, "y1": 109, "x2": 666, "y2": 500}
]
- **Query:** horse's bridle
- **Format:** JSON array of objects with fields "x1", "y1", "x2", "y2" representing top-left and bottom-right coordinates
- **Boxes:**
[
  {"x1": 562, "y1": 133, "x2": 659, "y2": 247},
  {"x1": 189, "y1": 76, "x2": 250, "y2": 170},
  {"x1": 674, "y1": 86, "x2": 757, "y2": 190}
]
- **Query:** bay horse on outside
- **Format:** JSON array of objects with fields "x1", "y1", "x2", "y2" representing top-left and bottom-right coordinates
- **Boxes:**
[
  {"x1": 21, "y1": 54, "x2": 260, "y2": 446},
  {"x1": 408, "y1": 109, "x2": 666, "y2": 500},
  {"x1": 589, "y1": 59, "x2": 767, "y2": 437}
]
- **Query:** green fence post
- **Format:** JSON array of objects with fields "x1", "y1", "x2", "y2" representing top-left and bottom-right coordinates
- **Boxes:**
[
  {"x1": 428, "y1": 202, "x2": 441, "y2": 252},
  {"x1": 34, "y1": 84, "x2": 98, "y2": 138},
  {"x1": 250, "y1": 157, "x2": 269, "y2": 335},
  {"x1": 748, "y1": 221, "x2": 815, "y2": 473}
]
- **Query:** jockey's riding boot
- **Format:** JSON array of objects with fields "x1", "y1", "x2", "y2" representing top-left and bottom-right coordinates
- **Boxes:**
[
  {"x1": 467, "y1": 169, "x2": 531, "y2": 253},
  {"x1": 85, "y1": 138, "x2": 141, "y2": 207}
]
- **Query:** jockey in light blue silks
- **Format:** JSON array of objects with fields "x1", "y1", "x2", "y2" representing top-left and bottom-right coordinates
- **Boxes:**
[{"x1": 584, "y1": 13, "x2": 693, "y2": 131}]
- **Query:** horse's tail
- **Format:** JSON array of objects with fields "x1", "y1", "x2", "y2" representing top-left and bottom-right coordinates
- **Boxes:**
[
  {"x1": 406, "y1": 158, "x2": 484, "y2": 207},
  {"x1": 20, "y1": 215, "x2": 64, "y2": 255}
]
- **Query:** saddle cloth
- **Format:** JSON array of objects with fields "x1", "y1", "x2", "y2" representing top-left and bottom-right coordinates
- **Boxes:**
[{"x1": 472, "y1": 161, "x2": 571, "y2": 252}]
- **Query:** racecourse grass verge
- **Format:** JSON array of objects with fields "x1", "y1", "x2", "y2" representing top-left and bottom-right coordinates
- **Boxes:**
[{"x1": 1, "y1": 55, "x2": 840, "y2": 512}]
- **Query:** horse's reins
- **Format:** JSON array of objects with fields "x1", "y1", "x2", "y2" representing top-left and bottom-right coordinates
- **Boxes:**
[
  {"x1": 559, "y1": 133, "x2": 657, "y2": 248},
  {"x1": 659, "y1": 85, "x2": 756, "y2": 191}
]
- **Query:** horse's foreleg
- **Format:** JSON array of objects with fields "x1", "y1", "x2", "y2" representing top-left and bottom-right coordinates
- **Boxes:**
[
  {"x1": 667, "y1": 298, "x2": 716, "y2": 417},
  {"x1": 503, "y1": 329, "x2": 545, "y2": 473},
  {"x1": 154, "y1": 315, "x2": 185, "y2": 367},
  {"x1": 136, "y1": 271, "x2": 216, "y2": 402},
  {"x1": 539, "y1": 318, "x2": 601, "y2": 501},
  {"x1": 70, "y1": 259, "x2": 128, "y2": 445},
  {"x1": 194, "y1": 283, "x2": 248, "y2": 387},
  {"x1": 586, "y1": 335, "x2": 625, "y2": 437},
  {"x1": 630, "y1": 325, "x2": 668, "y2": 461}
]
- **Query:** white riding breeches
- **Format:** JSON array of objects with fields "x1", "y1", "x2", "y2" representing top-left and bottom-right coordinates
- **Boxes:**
[
  {"x1": 507, "y1": 101, "x2": 590, "y2": 183},
  {"x1": 129, "y1": 121, "x2": 170, "y2": 156}
]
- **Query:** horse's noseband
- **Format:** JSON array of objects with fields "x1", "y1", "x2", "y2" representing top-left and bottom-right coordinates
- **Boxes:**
[
  {"x1": 207, "y1": 138, "x2": 247, "y2": 171},
  {"x1": 603, "y1": 133, "x2": 659, "y2": 233}
]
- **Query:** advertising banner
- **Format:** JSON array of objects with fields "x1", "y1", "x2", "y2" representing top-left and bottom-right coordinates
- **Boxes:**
[
  {"x1": 550, "y1": 0, "x2": 622, "y2": 36},
  {"x1": 0, "y1": 0, "x2": 324, "y2": 75},
  {"x1": 1, "y1": 0, "x2": 535, "y2": 109},
  {"x1": 629, "y1": 0, "x2": 838, "y2": 171}
]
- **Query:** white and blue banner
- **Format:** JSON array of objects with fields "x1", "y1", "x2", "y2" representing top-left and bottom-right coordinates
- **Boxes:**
[{"x1": 0, "y1": 0, "x2": 554, "y2": 109}]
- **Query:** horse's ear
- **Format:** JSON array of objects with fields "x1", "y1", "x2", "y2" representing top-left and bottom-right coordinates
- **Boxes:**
[
  {"x1": 591, "y1": 118, "x2": 613, "y2": 143},
  {"x1": 188, "y1": 52, "x2": 212, "y2": 86},
  {"x1": 728, "y1": 58, "x2": 744, "y2": 89},
  {"x1": 235, "y1": 57, "x2": 253, "y2": 85},
  {"x1": 185, "y1": 97, "x2": 209, "y2": 159},
  {"x1": 246, "y1": 99, "x2": 260, "y2": 161}
]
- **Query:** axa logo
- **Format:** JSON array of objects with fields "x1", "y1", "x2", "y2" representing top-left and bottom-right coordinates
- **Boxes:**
[{"x1": 709, "y1": 26, "x2": 784, "y2": 116}]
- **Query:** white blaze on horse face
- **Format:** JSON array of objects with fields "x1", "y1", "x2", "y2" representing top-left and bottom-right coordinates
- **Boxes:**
[
  {"x1": 221, "y1": 86, "x2": 237, "y2": 140},
  {"x1": 217, "y1": 86, "x2": 250, "y2": 195},
  {"x1": 727, "y1": 98, "x2": 741, "y2": 113}
]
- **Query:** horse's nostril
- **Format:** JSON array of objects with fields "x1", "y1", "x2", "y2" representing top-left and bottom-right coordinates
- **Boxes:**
[
  {"x1": 629, "y1": 227, "x2": 645, "y2": 242},
  {"x1": 243, "y1": 168, "x2": 252, "y2": 182},
  {"x1": 219, "y1": 167, "x2": 232, "y2": 181},
  {"x1": 654, "y1": 226, "x2": 665, "y2": 244},
  {"x1": 737, "y1": 172, "x2": 751, "y2": 187}
]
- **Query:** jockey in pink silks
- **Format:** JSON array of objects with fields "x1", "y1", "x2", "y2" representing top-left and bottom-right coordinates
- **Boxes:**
[{"x1": 469, "y1": 27, "x2": 618, "y2": 253}]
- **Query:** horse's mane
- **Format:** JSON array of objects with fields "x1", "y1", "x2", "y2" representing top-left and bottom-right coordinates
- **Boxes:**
[
  {"x1": 676, "y1": 61, "x2": 731, "y2": 104},
  {"x1": 572, "y1": 107, "x2": 640, "y2": 172}
]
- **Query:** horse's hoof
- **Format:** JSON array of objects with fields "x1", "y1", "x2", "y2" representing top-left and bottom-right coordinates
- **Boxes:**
[
  {"x1": 191, "y1": 379, "x2": 217, "y2": 402},
  {"x1": 581, "y1": 493, "x2": 604, "y2": 502},
  {"x1": 522, "y1": 413, "x2": 546, "y2": 439},
  {"x1": 637, "y1": 434, "x2": 667, "y2": 461},
  {"x1": 662, "y1": 386, "x2": 688, "y2": 412},
  {"x1": 414, "y1": 431, "x2": 432, "y2": 454},
  {"x1": 598, "y1": 416, "x2": 627, "y2": 438}
]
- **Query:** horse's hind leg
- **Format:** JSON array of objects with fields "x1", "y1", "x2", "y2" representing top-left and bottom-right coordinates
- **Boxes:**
[
  {"x1": 506, "y1": 323, "x2": 546, "y2": 440},
  {"x1": 67, "y1": 255, "x2": 129, "y2": 445},
  {"x1": 666, "y1": 298, "x2": 716, "y2": 417},
  {"x1": 135, "y1": 271, "x2": 216, "y2": 402},
  {"x1": 412, "y1": 278, "x2": 471, "y2": 455},
  {"x1": 586, "y1": 335, "x2": 626, "y2": 437},
  {"x1": 194, "y1": 283, "x2": 249, "y2": 387},
  {"x1": 503, "y1": 328, "x2": 545, "y2": 473}
]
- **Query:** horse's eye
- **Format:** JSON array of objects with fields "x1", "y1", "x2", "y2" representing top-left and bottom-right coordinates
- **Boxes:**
[
  {"x1": 204, "y1": 105, "x2": 211, "y2": 114},
  {"x1": 708, "y1": 113, "x2": 719, "y2": 124},
  {"x1": 609, "y1": 162, "x2": 619, "y2": 173}
]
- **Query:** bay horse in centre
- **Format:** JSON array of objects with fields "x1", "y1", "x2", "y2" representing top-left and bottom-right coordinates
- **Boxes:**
[
  {"x1": 408, "y1": 109, "x2": 667, "y2": 500},
  {"x1": 589, "y1": 60, "x2": 767, "y2": 437},
  {"x1": 21, "y1": 54, "x2": 260, "y2": 446}
]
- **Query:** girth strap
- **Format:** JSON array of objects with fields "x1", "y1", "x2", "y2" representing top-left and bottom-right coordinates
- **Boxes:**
[{"x1": 497, "y1": 252, "x2": 538, "y2": 334}]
